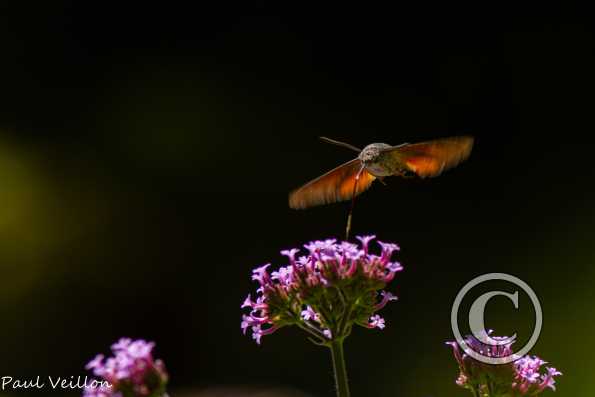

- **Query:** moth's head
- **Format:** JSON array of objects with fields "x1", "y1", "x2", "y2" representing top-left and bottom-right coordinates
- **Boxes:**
[{"x1": 359, "y1": 143, "x2": 390, "y2": 163}]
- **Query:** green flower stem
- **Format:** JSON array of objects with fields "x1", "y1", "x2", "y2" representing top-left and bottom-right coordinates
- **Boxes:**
[
  {"x1": 329, "y1": 339, "x2": 351, "y2": 397},
  {"x1": 295, "y1": 321, "x2": 326, "y2": 344}
]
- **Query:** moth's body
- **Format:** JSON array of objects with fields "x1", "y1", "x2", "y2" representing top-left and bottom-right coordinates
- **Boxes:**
[
  {"x1": 288, "y1": 136, "x2": 474, "y2": 210},
  {"x1": 359, "y1": 142, "x2": 407, "y2": 177}
]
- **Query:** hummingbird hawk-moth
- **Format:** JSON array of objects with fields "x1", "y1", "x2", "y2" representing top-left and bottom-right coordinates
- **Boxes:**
[{"x1": 288, "y1": 136, "x2": 474, "y2": 238}]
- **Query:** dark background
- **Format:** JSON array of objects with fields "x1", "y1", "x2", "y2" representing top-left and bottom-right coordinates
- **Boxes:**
[{"x1": 0, "y1": 2, "x2": 593, "y2": 396}]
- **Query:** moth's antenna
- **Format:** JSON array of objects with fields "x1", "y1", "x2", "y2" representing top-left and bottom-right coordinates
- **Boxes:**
[
  {"x1": 345, "y1": 164, "x2": 365, "y2": 240},
  {"x1": 319, "y1": 137, "x2": 361, "y2": 153}
]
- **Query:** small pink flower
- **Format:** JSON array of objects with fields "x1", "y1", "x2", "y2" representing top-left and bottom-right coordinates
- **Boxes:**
[
  {"x1": 301, "y1": 306, "x2": 320, "y2": 322},
  {"x1": 368, "y1": 315, "x2": 385, "y2": 329}
]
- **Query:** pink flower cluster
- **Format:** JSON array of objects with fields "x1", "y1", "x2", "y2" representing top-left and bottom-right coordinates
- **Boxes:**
[
  {"x1": 83, "y1": 338, "x2": 168, "y2": 397},
  {"x1": 447, "y1": 332, "x2": 562, "y2": 396},
  {"x1": 514, "y1": 356, "x2": 562, "y2": 394},
  {"x1": 241, "y1": 235, "x2": 403, "y2": 345}
]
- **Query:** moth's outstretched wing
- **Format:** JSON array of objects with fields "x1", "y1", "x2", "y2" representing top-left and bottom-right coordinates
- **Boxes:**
[
  {"x1": 289, "y1": 159, "x2": 376, "y2": 209},
  {"x1": 387, "y1": 136, "x2": 474, "y2": 178}
]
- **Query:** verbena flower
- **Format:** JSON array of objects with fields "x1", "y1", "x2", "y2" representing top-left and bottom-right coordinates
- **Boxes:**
[
  {"x1": 447, "y1": 331, "x2": 562, "y2": 396},
  {"x1": 241, "y1": 235, "x2": 403, "y2": 345},
  {"x1": 83, "y1": 338, "x2": 168, "y2": 397}
]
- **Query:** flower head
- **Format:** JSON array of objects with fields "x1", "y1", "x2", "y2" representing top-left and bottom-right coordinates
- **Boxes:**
[
  {"x1": 447, "y1": 331, "x2": 562, "y2": 396},
  {"x1": 241, "y1": 235, "x2": 403, "y2": 345},
  {"x1": 83, "y1": 338, "x2": 168, "y2": 397}
]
